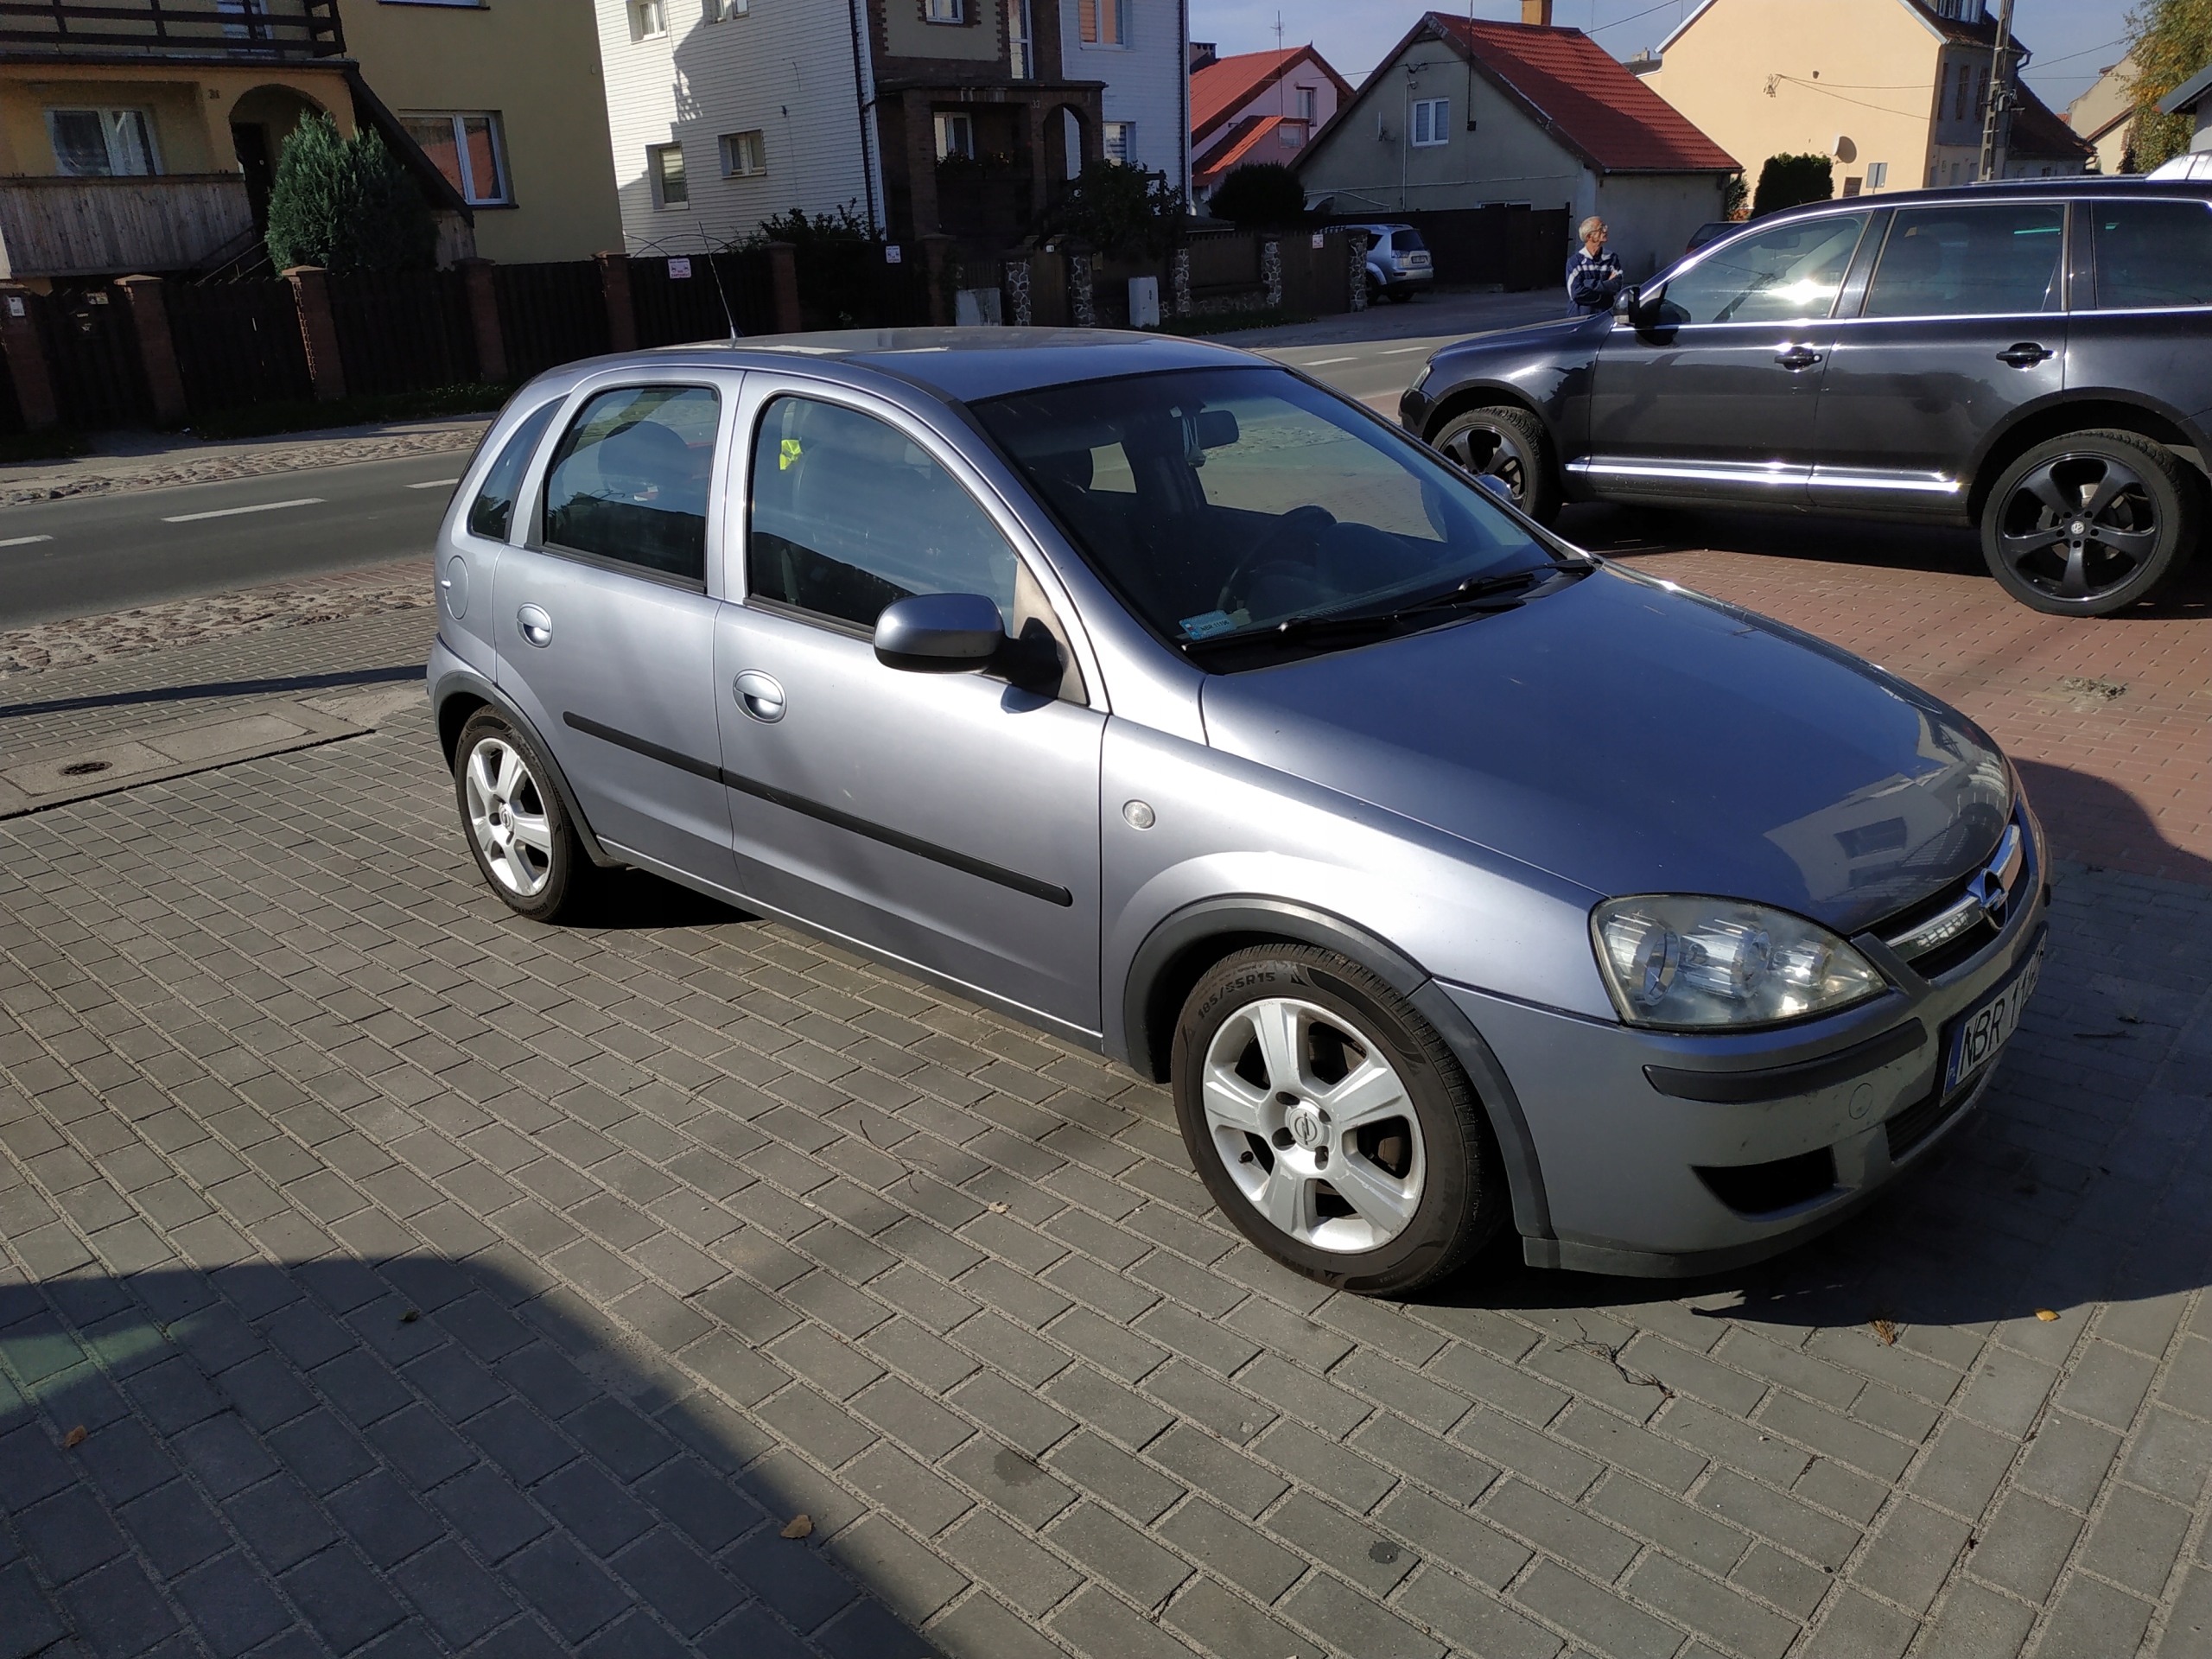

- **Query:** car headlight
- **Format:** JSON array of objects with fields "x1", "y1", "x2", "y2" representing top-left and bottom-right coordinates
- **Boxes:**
[{"x1": 1592, "y1": 896, "x2": 1885, "y2": 1030}]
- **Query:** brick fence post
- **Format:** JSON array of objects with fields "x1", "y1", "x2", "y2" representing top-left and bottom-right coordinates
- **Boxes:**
[
  {"x1": 1348, "y1": 232, "x2": 1370, "y2": 311},
  {"x1": 765, "y1": 241, "x2": 801, "y2": 334},
  {"x1": 1000, "y1": 254, "x2": 1032, "y2": 325},
  {"x1": 116, "y1": 275, "x2": 188, "y2": 427},
  {"x1": 1068, "y1": 250, "x2": 1096, "y2": 327},
  {"x1": 921, "y1": 233, "x2": 955, "y2": 326},
  {"x1": 283, "y1": 265, "x2": 347, "y2": 402},
  {"x1": 0, "y1": 283, "x2": 58, "y2": 428},
  {"x1": 1262, "y1": 237, "x2": 1283, "y2": 309},
  {"x1": 597, "y1": 251, "x2": 638, "y2": 352},
  {"x1": 458, "y1": 257, "x2": 507, "y2": 384}
]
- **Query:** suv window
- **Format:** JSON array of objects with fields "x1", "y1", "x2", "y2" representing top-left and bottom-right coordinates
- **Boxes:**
[
  {"x1": 2090, "y1": 200, "x2": 2212, "y2": 308},
  {"x1": 1864, "y1": 203, "x2": 2063, "y2": 317},
  {"x1": 1656, "y1": 213, "x2": 1869, "y2": 326},
  {"x1": 748, "y1": 396, "x2": 1019, "y2": 631},
  {"x1": 466, "y1": 399, "x2": 561, "y2": 543},
  {"x1": 542, "y1": 385, "x2": 719, "y2": 582}
]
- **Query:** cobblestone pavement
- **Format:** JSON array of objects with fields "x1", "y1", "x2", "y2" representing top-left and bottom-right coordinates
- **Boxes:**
[
  {"x1": 0, "y1": 423, "x2": 489, "y2": 511},
  {"x1": 1, "y1": 613, "x2": 2209, "y2": 1659}
]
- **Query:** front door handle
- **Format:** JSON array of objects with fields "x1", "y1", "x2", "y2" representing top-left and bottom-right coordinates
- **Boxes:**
[
  {"x1": 1774, "y1": 346, "x2": 1824, "y2": 371},
  {"x1": 734, "y1": 671, "x2": 786, "y2": 722},
  {"x1": 1997, "y1": 342, "x2": 2055, "y2": 368},
  {"x1": 516, "y1": 605, "x2": 552, "y2": 648}
]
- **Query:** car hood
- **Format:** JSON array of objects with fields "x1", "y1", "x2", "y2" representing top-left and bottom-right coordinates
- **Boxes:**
[{"x1": 1198, "y1": 566, "x2": 2012, "y2": 938}]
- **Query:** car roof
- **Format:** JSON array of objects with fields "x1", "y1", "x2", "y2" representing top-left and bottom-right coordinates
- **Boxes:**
[
  {"x1": 582, "y1": 327, "x2": 1260, "y2": 404},
  {"x1": 1743, "y1": 177, "x2": 2212, "y2": 232}
]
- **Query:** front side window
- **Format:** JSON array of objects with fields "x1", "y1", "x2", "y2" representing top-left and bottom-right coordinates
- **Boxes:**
[
  {"x1": 1411, "y1": 99, "x2": 1450, "y2": 147},
  {"x1": 2089, "y1": 200, "x2": 2212, "y2": 309},
  {"x1": 651, "y1": 143, "x2": 687, "y2": 207},
  {"x1": 975, "y1": 366, "x2": 1561, "y2": 663},
  {"x1": 48, "y1": 108, "x2": 156, "y2": 177},
  {"x1": 467, "y1": 399, "x2": 563, "y2": 543},
  {"x1": 542, "y1": 386, "x2": 720, "y2": 583},
  {"x1": 749, "y1": 397, "x2": 1020, "y2": 631},
  {"x1": 1863, "y1": 204, "x2": 2063, "y2": 317},
  {"x1": 721, "y1": 130, "x2": 766, "y2": 177},
  {"x1": 403, "y1": 114, "x2": 509, "y2": 207},
  {"x1": 1656, "y1": 213, "x2": 1869, "y2": 326},
  {"x1": 1079, "y1": 0, "x2": 1123, "y2": 45}
]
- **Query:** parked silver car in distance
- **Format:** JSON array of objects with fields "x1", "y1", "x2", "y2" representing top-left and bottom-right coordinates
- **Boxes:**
[
  {"x1": 429, "y1": 328, "x2": 2046, "y2": 1296},
  {"x1": 1341, "y1": 223, "x2": 1435, "y2": 302}
]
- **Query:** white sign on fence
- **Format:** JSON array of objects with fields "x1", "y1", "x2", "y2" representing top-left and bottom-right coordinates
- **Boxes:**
[
  {"x1": 669, "y1": 257, "x2": 693, "y2": 279},
  {"x1": 1312, "y1": 232, "x2": 1325, "y2": 249},
  {"x1": 885, "y1": 245, "x2": 904, "y2": 264}
]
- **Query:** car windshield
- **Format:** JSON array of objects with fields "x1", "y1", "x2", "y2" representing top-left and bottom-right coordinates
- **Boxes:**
[{"x1": 973, "y1": 366, "x2": 1565, "y2": 658}]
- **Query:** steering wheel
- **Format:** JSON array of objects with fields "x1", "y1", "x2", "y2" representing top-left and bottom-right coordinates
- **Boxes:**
[{"x1": 1215, "y1": 504, "x2": 1338, "y2": 613}]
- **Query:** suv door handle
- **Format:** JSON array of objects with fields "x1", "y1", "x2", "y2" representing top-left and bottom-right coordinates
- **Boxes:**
[
  {"x1": 734, "y1": 671, "x2": 786, "y2": 722},
  {"x1": 1774, "y1": 346, "x2": 1824, "y2": 371},
  {"x1": 1997, "y1": 342, "x2": 2055, "y2": 367},
  {"x1": 516, "y1": 605, "x2": 552, "y2": 647}
]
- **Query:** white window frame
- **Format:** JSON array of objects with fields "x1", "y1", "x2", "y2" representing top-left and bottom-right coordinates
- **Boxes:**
[
  {"x1": 650, "y1": 142, "x2": 688, "y2": 207},
  {"x1": 704, "y1": 0, "x2": 749, "y2": 17},
  {"x1": 401, "y1": 111, "x2": 511, "y2": 207},
  {"x1": 934, "y1": 111, "x2": 974, "y2": 162},
  {"x1": 1102, "y1": 121, "x2": 1134, "y2": 163},
  {"x1": 48, "y1": 107, "x2": 158, "y2": 177},
  {"x1": 721, "y1": 130, "x2": 766, "y2": 177},
  {"x1": 1007, "y1": 0, "x2": 1034, "y2": 78},
  {"x1": 925, "y1": 0, "x2": 963, "y2": 22},
  {"x1": 1411, "y1": 98, "x2": 1449, "y2": 148},
  {"x1": 1866, "y1": 161, "x2": 1889, "y2": 190},
  {"x1": 631, "y1": 0, "x2": 667, "y2": 41},
  {"x1": 1294, "y1": 86, "x2": 1317, "y2": 124}
]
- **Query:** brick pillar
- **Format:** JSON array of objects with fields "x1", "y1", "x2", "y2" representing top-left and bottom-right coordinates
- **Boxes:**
[
  {"x1": 0, "y1": 283, "x2": 58, "y2": 429},
  {"x1": 1068, "y1": 250, "x2": 1096, "y2": 327},
  {"x1": 597, "y1": 251, "x2": 638, "y2": 352},
  {"x1": 766, "y1": 241, "x2": 801, "y2": 334},
  {"x1": 1170, "y1": 245, "x2": 1192, "y2": 318},
  {"x1": 1262, "y1": 238, "x2": 1284, "y2": 310},
  {"x1": 1001, "y1": 255, "x2": 1032, "y2": 326},
  {"x1": 458, "y1": 258, "x2": 507, "y2": 384},
  {"x1": 283, "y1": 265, "x2": 347, "y2": 402},
  {"x1": 922, "y1": 233, "x2": 955, "y2": 327},
  {"x1": 1348, "y1": 232, "x2": 1370, "y2": 311},
  {"x1": 116, "y1": 275, "x2": 188, "y2": 427}
]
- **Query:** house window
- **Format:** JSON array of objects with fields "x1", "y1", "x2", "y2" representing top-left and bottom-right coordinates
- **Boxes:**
[
  {"x1": 651, "y1": 143, "x2": 688, "y2": 206},
  {"x1": 704, "y1": 0, "x2": 749, "y2": 16},
  {"x1": 925, "y1": 0, "x2": 963, "y2": 21},
  {"x1": 1867, "y1": 161, "x2": 1888, "y2": 189},
  {"x1": 48, "y1": 108, "x2": 157, "y2": 177},
  {"x1": 1411, "y1": 99, "x2": 1449, "y2": 147},
  {"x1": 1295, "y1": 86, "x2": 1317, "y2": 124},
  {"x1": 1078, "y1": 0, "x2": 1123, "y2": 46},
  {"x1": 934, "y1": 112, "x2": 974, "y2": 161},
  {"x1": 1007, "y1": 0, "x2": 1034, "y2": 78},
  {"x1": 721, "y1": 130, "x2": 766, "y2": 176},
  {"x1": 403, "y1": 114, "x2": 510, "y2": 206},
  {"x1": 1281, "y1": 122, "x2": 1304, "y2": 149},
  {"x1": 631, "y1": 0, "x2": 666, "y2": 40},
  {"x1": 1103, "y1": 121, "x2": 1134, "y2": 162}
]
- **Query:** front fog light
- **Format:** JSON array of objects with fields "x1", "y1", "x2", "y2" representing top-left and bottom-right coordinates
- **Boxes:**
[{"x1": 1592, "y1": 896, "x2": 1885, "y2": 1029}]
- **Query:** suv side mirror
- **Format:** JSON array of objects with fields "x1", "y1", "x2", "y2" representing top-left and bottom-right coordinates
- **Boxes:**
[
  {"x1": 1612, "y1": 283, "x2": 1642, "y2": 321},
  {"x1": 874, "y1": 593, "x2": 1005, "y2": 673}
]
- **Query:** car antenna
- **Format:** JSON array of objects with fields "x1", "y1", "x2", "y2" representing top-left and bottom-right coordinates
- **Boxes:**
[{"x1": 692, "y1": 219, "x2": 743, "y2": 340}]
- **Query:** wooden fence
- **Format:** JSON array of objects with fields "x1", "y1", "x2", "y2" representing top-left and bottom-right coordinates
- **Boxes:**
[
  {"x1": 167, "y1": 281, "x2": 314, "y2": 412},
  {"x1": 494, "y1": 261, "x2": 609, "y2": 382},
  {"x1": 328, "y1": 270, "x2": 480, "y2": 397}
]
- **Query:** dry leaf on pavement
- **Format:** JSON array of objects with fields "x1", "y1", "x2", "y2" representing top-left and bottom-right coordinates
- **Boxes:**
[{"x1": 780, "y1": 1514, "x2": 814, "y2": 1540}]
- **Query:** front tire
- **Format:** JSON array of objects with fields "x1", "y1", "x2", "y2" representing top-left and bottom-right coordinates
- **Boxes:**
[
  {"x1": 1171, "y1": 945, "x2": 1506, "y2": 1296},
  {"x1": 1980, "y1": 429, "x2": 2197, "y2": 615},
  {"x1": 1431, "y1": 404, "x2": 1560, "y2": 524},
  {"x1": 454, "y1": 709, "x2": 593, "y2": 922}
]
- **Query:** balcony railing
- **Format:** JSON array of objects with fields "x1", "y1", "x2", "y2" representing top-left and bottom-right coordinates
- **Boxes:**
[
  {"x1": 0, "y1": 174, "x2": 253, "y2": 278},
  {"x1": 0, "y1": 0, "x2": 346, "y2": 59}
]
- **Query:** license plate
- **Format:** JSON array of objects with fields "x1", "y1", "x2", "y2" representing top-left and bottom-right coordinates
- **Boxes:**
[{"x1": 1942, "y1": 940, "x2": 2043, "y2": 1091}]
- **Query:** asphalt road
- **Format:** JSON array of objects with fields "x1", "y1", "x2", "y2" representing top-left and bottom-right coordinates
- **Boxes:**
[{"x1": 0, "y1": 449, "x2": 466, "y2": 629}]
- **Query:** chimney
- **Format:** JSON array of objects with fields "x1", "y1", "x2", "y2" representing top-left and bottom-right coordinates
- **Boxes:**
[
  {"x1": 1189, "y1": 41, "x2": 1217, "y2": 72},
  {"x1": 1522, "y1": 1, "x2": 1554, "y2": 25}
]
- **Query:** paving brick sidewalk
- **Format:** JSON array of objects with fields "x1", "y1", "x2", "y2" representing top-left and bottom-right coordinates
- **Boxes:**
[{"x1": 0, "y1": 618, "x2": 2207, "y2": 1659}]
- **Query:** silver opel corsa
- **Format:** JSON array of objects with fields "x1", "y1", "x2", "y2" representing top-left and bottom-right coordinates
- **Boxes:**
[{"x1": 428, "y1": 329, "x2": 2046, "y2": 1296}]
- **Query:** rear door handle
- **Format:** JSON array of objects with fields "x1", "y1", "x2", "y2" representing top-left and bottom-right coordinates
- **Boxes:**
[
  {"x1": 516, "y1": 605, "x2": 552, "y2": 647},
  {"x1": 1997, "y1": 342, "x2": 2055, "y2": 367},
  {"x1": 1774, "y1": 346, "x2": 1824, "y2": 371}
]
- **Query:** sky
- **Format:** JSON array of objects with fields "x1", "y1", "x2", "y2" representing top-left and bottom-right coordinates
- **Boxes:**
[{"x1": 1187, "y1": 1, "x2": 2139, "y2": 115}]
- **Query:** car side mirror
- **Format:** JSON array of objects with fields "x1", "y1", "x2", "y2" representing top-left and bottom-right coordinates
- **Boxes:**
[
  {"x1": 874, "y1": 593, "x2": 1005, "y2": 674},
  {"x1": 1612, "y1": 283, "x2": 1641, "y2": 321}
]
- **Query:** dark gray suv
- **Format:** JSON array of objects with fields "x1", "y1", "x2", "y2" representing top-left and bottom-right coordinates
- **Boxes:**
[{"x1": 1402, "y1": 181, "x2": 2212, "y2": 615}]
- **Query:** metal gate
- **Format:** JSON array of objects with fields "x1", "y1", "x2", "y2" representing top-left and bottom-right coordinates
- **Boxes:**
[
  {"x1": 168, "y1": 281, "x2": 313, "y2": 415},
  {"x1": 39, "y1": 284, "x2": 154, "y2": 429}
]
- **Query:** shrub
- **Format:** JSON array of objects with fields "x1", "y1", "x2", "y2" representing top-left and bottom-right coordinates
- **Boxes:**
[
  {"x1": 1751, "y1": 153, "x2": 1835, "y2": 217},
  {"x1": 264, "y1": 114, "x2": 436, "y2": 275},
  {"x1": 1052, "y1": 160, "x2": 1186, "y2": 261},
  {"x1": 1208, "y1": 162, "x2": 1307, "y2": 228}
]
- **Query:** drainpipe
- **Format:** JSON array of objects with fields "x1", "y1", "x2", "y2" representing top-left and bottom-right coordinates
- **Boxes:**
[{"x1": 848, "y1": 0, "x2": 880, "y2": 236}]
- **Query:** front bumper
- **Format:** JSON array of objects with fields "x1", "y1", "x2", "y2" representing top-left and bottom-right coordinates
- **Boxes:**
[{"x1": 1449, "y1": 810, "x2": 2050, "y2": 1276}]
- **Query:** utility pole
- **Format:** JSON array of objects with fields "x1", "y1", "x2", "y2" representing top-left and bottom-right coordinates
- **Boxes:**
[{"x1": 1977, "y1": 0, "x2": 2018, "y2": 183}]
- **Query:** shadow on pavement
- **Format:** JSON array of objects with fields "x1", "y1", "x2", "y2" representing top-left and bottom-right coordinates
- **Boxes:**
[
  {"x1": 0, "y1": 1256, "x2": 935, "y2": 1657},
  {"x1": 2014, "y1": 760, "x2": 2212, "y2": 887}
]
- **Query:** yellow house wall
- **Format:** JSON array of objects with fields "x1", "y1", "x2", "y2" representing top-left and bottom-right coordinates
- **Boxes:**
[
  {"x1": 0, "y1": 63, "x2": 353, "y2": 180},
  {"x1": 1648, "y1": 0, "x2": 1944, "y2": 197},
  {"x1": 340, "y1": 0, "x2": 623, "y2": 263}
]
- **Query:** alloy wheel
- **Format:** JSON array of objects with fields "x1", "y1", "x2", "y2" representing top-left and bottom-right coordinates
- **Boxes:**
[
  {"x1": 1994, "y1": 454, "x2": 2163, "y2": 606},
  {"x1": 464, "y1": 737, "x2": 554, "y2": 897},
  {"x1": 1438, "y1": 421, "x2": 1532, "y2": 506},
  {"x1": 1199, "y1": 995, "x2": 1427, "y2": 1253}
]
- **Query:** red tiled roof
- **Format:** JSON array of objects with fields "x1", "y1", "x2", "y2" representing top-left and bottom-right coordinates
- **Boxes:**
[
  {"x1": 1429, "y1": 14, "x2": 1739, "y2": 174},
  {"x1": 1192, "y1": 47, "x2": 1348, "y2": 143},
  {"x1": 1197, "y1": 115, "x2": 1295, "y2": 182}
]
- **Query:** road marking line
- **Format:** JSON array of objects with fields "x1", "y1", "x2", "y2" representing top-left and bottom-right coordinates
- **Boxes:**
[
  {"x1": 407, "y1": 479, "x2": 461, "y2": 490},
  {"x1": 1380, "y1": 345, "x2": 1429, "y2": 353},
  {"x1": 1301, "y1": 355, "x2": 1362, "y2": 365},
  {"x1": 0, "y1": 534, "x2": 54, "y2": 548},
  {"x1": 161, "y1": 498, "x2": 326, "y2": 524}
]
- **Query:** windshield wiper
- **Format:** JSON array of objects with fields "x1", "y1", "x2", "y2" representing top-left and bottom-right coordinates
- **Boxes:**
[{"x1": 1182, "y1": 559, "x2": 1595, "y2": 654}]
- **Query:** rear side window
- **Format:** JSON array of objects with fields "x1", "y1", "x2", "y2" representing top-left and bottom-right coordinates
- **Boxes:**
[
  {"x1": 748, "y1": 396, "x2": 1018, "y2": 631},
  {"x1": 541, "y1": 385, "x2": 719, "y2": 582},
  {"x1": 465, "y1": 400, "x2": 560, "y2": 543},
  {"x1": 1864, "y1": 204, "x2": 2063, "y2": 317},
  {"x1": 2090, "y1": 200, "x2": 2212, "y2": 308}
]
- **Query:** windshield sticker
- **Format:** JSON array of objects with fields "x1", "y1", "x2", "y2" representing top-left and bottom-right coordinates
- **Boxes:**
[{"x1": 1179, "y1": 609, "x2": 1238, "y2": 639}]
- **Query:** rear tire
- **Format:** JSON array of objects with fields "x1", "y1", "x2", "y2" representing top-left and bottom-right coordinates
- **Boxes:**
[
  {"x1": 454, "y1": 709, "x2": 594, "y2": 923},
  {"x1": 1980, "y1": 429, "x2": 2197, "y2": 615},
  {"x1": 1431, "y1": 404, "x2": 1561, "y2": 524},
  {"x1": 1171, "y1": 945, "x2": 1506, "y2": 1296}
]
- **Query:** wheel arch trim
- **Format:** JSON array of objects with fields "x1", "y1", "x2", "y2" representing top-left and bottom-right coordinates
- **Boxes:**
[
  {"x1": 1967, "y1": 394, "x2": 2212, "y2": 518},
  {"x1": 1120, "y1": 896, "x2": 1554, "y2": 1243},
  {"x1": 431, "y1": 656, "x2": 622, "y2": 869}
]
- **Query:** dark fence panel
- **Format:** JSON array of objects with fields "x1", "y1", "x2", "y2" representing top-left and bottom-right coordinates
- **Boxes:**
[
  {"x1": 796, "y1": 243, "x2": 931, "y2": 331},
  {"x1": 1279, "y1": 230, "x2": 1356, "y2": 316},
  {"x1": 0, "y1": 334, "x2": 23, "y2": 435},
  {"x1": 629, "y1": 251, "x2": 775, "y2": 347},
  {"x1": 1325, "y1": 206, "x2": 1570, "y2": 291},
  {"x1": 1186, "y1": 231, "x2": 1261, "y2": 293},
  {"x1": 327, "y1": 270, "x2": 478, "y2": 396},
  {"x1": 494, "y1": 261, "x2": 609, "y2": 379},
  {"x1": 168, "y1": 280, "x2": 313, "y2": 414},
  {"x1": 40, "y1": 285, "x2": 153, "y2": 429}
]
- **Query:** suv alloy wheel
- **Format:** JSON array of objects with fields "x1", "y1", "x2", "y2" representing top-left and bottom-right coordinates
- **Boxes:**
[
  {"x1": 1979, "y1": 429, "x2": 2195, "y2": 617},
  {"x1": 1431, "y1": 405, "x2": 1560, "y2": 524}
]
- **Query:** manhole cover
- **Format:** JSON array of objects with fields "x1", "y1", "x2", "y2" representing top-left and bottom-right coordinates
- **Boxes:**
[{"x1": 59, "y1": 760, "x2": 111, "y2": 777}]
